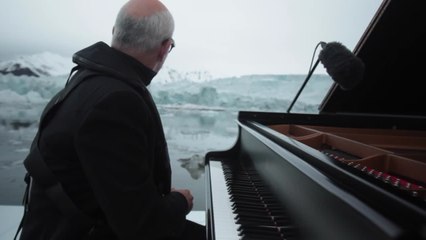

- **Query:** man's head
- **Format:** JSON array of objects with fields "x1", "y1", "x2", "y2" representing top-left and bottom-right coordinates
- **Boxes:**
[{"x1": 111, "y1": 0, "x2": 174, "y2": 72}]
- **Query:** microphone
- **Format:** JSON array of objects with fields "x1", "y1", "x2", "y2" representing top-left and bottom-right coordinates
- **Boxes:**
[{"x1": 318, "y1": 41, "x2": 365, "y2": 90}]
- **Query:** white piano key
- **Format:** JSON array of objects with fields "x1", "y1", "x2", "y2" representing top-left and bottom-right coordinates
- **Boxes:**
[{"x1": 209, "y1": 161, "x2": 240, "y2": 240}]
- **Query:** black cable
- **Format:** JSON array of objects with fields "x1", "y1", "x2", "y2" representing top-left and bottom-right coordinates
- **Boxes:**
[
  {"x1": 308, "y1": 42, "x2": 324, "y2": 73},
  {"x1": 286, "y1": 41, "x2": 324, "y2": 113}
]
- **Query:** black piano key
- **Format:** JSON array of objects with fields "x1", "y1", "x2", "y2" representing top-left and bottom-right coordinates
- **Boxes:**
[
  {"x1": 239, "y1": 229, "x2": 283, "y2": 237},
  {"x1": 230, "y1": 193, "x2": 276, "y2": 202},
  {"x1": 232, "y1": 206, "x2": 287, "y2": 216},
  {"x1": 232, "y1": 201, "x2": 284, "y2": 209},
  {"x1": 236, "y1": 219, "x2": 275, "y2": 226},
  {"x1": 235, "y1": 212, "x2": 283, "y2": 220},
  {"x1": 239, "y1": 224, "x2": 299, "y2": 237},
  {"x1": 241, "y1": 236, "x2": 283, "y2": 240},
  {"x1": 240, "y1": 231, "x2": 284, "y2": 240},
  {"x1": 240, "y1": 231, "x2": 283, "y2": 239}
]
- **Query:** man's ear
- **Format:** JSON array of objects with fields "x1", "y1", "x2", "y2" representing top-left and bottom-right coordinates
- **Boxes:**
[{"x1": 157, "y1": 39, "x2": 170, "y2": 61}]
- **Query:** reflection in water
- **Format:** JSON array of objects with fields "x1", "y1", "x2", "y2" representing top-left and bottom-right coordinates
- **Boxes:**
[
  {"x1": 0, "y1": 108, "x2": 239, "y2": 208},
  {"x1": 178, "y1": 154, "x2": 205, "y2": 180},
  {"x1": 161, "y1": 109, "x2": 238, "y2": 210}
]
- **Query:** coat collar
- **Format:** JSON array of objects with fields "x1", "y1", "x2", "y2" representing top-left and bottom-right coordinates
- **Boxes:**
[{"x1": 72, "y1": 42, "x2": 157, "y2": 86}]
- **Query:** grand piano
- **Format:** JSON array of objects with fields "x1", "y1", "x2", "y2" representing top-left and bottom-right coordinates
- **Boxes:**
[{"x1": 205, "y1": 1, "x2": 426, "y2": 239}]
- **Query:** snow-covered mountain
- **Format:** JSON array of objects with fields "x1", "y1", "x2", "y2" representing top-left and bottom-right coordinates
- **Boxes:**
[
  {"x1": 0, "y1": 52, "x2": 74, "y2": 77},
  {"x1": 0, "y1": 52, "x2": 212, "y2": 83}
]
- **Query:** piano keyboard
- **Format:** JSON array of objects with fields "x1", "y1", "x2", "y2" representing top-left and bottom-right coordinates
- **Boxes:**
[
  {"x1": 209, "y1": 160, "x2": 299, "y2": 240},
  {"x1": 210, "y1": 161, "x2": 240, "y2": 240}
]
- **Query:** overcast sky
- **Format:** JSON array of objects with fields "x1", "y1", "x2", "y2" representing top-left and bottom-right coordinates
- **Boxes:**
[{"x1": 0, "y1": 0, "x2": 382, "y2": 77}]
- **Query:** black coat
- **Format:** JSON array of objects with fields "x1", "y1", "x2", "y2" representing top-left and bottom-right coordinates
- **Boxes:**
[{"x1": 19, "y1": 42, "x2": 189, "y2": 240}]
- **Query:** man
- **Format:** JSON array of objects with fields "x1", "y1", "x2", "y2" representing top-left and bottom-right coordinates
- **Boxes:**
[{"x1": 17, "y1": 0, "x2": 205, "y2": 239}]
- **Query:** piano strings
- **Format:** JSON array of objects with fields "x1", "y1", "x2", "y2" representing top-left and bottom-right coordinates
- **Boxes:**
[{"x1": 321, "y1": 149, "x2": 425, "y2": 200}]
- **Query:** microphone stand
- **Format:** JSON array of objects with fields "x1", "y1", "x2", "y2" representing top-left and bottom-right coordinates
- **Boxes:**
[{"x1": 286, "y1": 58, "x2": 320, "y2": 113}]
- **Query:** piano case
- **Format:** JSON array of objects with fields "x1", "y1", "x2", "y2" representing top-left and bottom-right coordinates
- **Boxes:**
[{"x1": 205, "y1": 0, "x2": 426, "y2": 239}]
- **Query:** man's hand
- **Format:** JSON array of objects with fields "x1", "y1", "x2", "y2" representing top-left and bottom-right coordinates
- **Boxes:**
[{"x1": 172, "y1": 188, "x2": 194, "y2": 213}]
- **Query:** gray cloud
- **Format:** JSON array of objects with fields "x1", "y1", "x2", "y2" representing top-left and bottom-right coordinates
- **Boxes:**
[{"x1": 1, "y1": 0, "x2": 382, "y2": 76}]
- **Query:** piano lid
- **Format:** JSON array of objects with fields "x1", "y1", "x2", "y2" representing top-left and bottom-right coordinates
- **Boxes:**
[{"x1": 319, "y1": 0, "x2": 426, "y2": 117}]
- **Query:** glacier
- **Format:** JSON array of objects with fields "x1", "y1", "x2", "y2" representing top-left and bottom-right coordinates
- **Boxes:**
[{"x1": 0, "y1": 72, "x2": 333, "y2": 128}]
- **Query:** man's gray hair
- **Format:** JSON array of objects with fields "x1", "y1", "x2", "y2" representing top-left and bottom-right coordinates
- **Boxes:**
[{"x1": 112, "y1": 10, "x2": 174, "y2": 52}]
